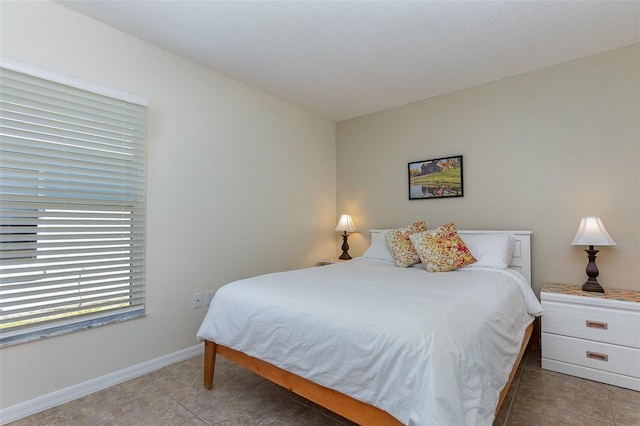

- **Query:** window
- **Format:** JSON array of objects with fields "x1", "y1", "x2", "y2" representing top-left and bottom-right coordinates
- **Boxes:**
[{"x1": 0, "y1": 59, "x2": 147, "y2": 346}]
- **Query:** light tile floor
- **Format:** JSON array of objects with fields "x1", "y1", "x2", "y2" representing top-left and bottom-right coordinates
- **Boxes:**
[{"x1": 8, "y1": 349, "x2": 640, "y2": 425}]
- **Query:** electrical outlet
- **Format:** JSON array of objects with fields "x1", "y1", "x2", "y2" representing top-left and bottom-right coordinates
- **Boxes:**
[
  {"x1": 205, "y1": 291, "x2": 215, "y2": 306},
  {"x1": 192, "y1": 292, "x2": 202, "y2": 308}
]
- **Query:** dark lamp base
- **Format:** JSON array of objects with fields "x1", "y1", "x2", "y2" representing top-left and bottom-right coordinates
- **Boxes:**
[
  {"x1": 581, "y1": 247, "x2": 605, "y2": 293},
  {"x1": 581, "y1": 279, "x2": 604, "y2": 293},
  {"x1": 339, "y1": 232, "x2": 352, "y2": 260}
]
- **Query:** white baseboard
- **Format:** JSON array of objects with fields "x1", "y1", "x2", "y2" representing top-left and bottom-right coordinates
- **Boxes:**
[{"x1": 0, "y1": 344, "x2": 204, "y2": 425}]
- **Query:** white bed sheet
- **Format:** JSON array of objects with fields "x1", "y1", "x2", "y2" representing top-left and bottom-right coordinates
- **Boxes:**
[{"x1": 197, "y1": 258, "x2": 542, "y2": 426}]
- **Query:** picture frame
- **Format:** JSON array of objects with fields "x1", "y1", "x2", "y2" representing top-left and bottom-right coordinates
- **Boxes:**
[{"x1": 408, "y1": 155, "x2": 463, "y2": 200}]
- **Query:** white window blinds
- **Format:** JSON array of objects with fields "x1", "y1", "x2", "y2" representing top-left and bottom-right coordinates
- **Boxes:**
[{"x1": 0, "y1": 61, "x2": 147, "y2": 346}]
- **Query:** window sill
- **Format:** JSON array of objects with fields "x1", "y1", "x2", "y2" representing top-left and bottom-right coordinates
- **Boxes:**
[{"x1": 0, "y1": 310, "x2": 146, "y2": 348}]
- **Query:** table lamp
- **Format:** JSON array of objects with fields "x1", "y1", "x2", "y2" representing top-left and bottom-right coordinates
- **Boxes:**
[
  {"x1": 334, "y1": 214, "x2": 357, "y2": 260},
  {"x1": 571, "y1": 216, "x2": 616, "y2": 292}
]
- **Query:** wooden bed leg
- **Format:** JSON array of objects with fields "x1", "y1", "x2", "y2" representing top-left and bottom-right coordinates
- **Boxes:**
[{"x1": 204, "y1": 340, "x2": 217, "y2": 390}]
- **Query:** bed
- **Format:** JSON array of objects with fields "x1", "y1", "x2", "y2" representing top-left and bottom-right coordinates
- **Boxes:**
[{"x1": 197, "y1": 229, "x2": 542, "y2": 425}]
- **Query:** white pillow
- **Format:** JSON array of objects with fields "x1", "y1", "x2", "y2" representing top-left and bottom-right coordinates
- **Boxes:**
[
  {"x1": 458, "y1": 233, "x2": 515, "y2": 269},
  {"x1": 363, "y1": 229, "x2": 395, "y2": 263}
]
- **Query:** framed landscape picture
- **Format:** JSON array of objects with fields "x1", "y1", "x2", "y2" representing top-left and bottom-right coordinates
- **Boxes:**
[{"x1": 408, "y1": 155, "x2": 463, "y2": 200}]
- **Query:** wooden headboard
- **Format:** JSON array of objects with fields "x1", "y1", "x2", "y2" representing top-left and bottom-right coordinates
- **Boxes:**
[{"x1": 369, "y1": 229, "x2": 532, "y2": 285}]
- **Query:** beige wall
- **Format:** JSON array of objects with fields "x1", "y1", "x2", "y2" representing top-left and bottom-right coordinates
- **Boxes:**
[
  {"x1": 337, "y1": 44, "x2": 640, "y2": 295},
  {"x1": 0, "y1": 1, "x2": 336, "y2": 408}
]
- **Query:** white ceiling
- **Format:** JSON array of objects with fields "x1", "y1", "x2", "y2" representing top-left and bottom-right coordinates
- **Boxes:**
[{"x1": 57, "y1": 1, "x2": 640, "y2": 122}]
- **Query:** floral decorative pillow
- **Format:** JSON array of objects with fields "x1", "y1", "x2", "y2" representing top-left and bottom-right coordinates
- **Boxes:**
[
  {"x1": 384, "y1": 221, "x2": 427, "y2": 267},
  {"x1": 409, "y1": 223, "x2": 477, "y2": 272}
]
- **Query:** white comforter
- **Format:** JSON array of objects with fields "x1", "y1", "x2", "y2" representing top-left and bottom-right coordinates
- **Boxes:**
[{"x1": 197, "y1": 259, "x2": 542, "y2": 426}]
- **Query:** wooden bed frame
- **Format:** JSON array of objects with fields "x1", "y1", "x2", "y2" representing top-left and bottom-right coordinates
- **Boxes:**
[
  {"x1": 204, "y1": 323, "x2": 531, "y2": 425},
  {"x1": 203, "y1": 230, "x2": 534, "y2": 425}
]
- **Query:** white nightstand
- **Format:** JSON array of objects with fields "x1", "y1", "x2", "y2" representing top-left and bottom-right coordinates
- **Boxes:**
[
  {"x1": 541, "y1": 283, "x2": 640, "y2": 391},
  {"x1": 317, "y1": 258, "x2": 349, "y2": 266}
]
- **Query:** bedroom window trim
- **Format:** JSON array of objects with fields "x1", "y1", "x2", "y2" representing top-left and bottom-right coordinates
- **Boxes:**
[{"x1": 0, "y1": 58, "x2": 148, "y2": 347}]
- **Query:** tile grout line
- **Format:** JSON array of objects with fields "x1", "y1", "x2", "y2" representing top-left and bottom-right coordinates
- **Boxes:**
[
  {"x1": 150, "y1": 370, "x2": 214, "y2": 426},
  {"x1": 606, "y1": 386, "x2": 617, "y2": 426},
  {"x1": 502, "y1": 377, "x2": 519, "y2": 423},
  {"x1": 167, "y1": 391, "x2": 211, "y2": 426},
  {"x1": 502, "y1": 350, "x2": 527, "y2": 425},
  {"x1": 514, "y1": 393, "x2": 616, "y2": 426},
  {"x1": 61, "y1": 406, "x2": 79, "y2": 426}
]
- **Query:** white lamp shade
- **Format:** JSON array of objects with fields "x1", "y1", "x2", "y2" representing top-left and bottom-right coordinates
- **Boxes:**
[
  {"x1": 334, "y1": 214, "x2": 357, "y2": 233},
  {"x1": 571, "y1": 217, "x2": 616, "y2": 246}
]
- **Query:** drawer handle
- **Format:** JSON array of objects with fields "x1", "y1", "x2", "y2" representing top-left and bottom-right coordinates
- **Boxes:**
[
  {"x1": 586, "y1": 320, "x2": 608, "y2": 330},
  {"x1": 586, "y1": 351, "x2": 608, "y2": 362}
]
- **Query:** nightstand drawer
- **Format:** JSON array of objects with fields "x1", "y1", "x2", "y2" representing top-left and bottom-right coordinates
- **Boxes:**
[
  {"x1": 542, "y1": 300, "x2": 640, "y2": 348},
  {"x1": 542, "y1": 333, "x2": 640, "y2": 378}
]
